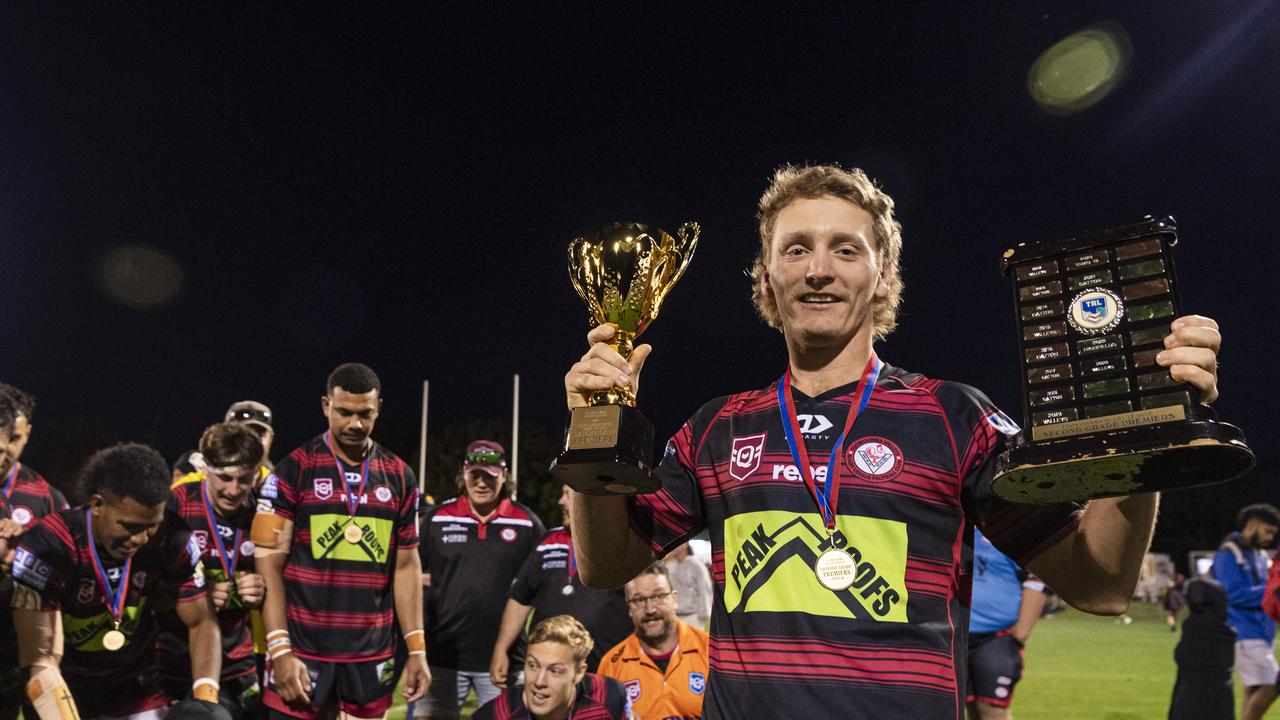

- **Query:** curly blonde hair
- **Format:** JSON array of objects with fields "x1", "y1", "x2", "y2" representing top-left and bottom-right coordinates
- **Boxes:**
[
  {"x1": 528, "y1": 615, "x2": 594, "y2": 664},
  {"x1": 749, "y1": 164, "x2": 904, "y2": 340}
]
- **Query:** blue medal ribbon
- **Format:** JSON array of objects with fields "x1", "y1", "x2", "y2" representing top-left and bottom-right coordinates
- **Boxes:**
[
  {"x1": 777, "y1": 355, "x2": 882, "y2": 530},
  {"x1": 85, "y1": 508, "x2": 133, "y2": 628},
  {"x1": 201, "y1": 479, "x2": 241, "y2": 577},
  {"x1": 325, "y1": 432, "x2": 370, "y2": 521}
]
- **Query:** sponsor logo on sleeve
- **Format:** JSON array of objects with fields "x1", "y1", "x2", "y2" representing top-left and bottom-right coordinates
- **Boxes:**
[
  {"x1": 985, "y1": 410, "x2": 1021, "y2": 437},
  {"x1": 689, "y1": 671, "x2": 706, "y2": 695},
  {"x1": 729, "y1": 433, "x2": 767, "y2": 481},
  {"x1": 12, "y1": 548, "x2": 52, "y2": 590}
]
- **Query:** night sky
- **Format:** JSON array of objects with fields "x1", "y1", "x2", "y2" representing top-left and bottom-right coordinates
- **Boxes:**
[{"x1": 3, "y1": 4, "x2": 1277, "y2": 545}]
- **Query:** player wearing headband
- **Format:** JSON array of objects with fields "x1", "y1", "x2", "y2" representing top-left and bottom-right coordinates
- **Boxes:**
[{"x1": 161, "y1": 423, "x2": 268, "y2": 717}]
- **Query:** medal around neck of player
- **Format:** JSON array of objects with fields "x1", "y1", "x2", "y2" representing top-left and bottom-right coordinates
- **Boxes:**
[
  {"x1": 815, "y1": 547, "x2": 857, "y2": 591},
  {"x1": 550, "y1": 221, "x2": 700, "y2": 496},
  {"x1": 327, "y1": 432, "x2": 372, "y2": 540},
  {"x1": 86, "y1": 508, "x2": 133, "y2": 652},
  {"x1": 994, "y1": 216, "x2": 1253, "y2": 503}
]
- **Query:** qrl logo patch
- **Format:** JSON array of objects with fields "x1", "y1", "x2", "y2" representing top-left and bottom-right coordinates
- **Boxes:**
[
  {"x1": 314, "y1": 478, "x2": 333, "y2": 500},
  {"x1": 191, "y1": 531, "x2": 209, "y2": 553},
  {"x1": 624, "y1": 680, "x2": 641, "y2": 703},
  {"x1": 689, "y1": 672, "x2": 706, "y2": 695},
  {"x1": 730, "y1": 433, "x2": 767, "y2": 481},
  {"x1": 76, "y1": 579, "x2": 96, "y2": 604},
  {"x1": 846, "y1": 437, "x2": 903, "y2": 482}
]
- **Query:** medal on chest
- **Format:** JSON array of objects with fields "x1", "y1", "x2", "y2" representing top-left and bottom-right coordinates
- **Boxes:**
[
  {"x1": 777, "y1": 355, "x2": 881, "y2": 592},
  {"x1": 86, "y1": 509, "x2": 134, "y2": 652},
  {"x1": 326, "y1": 432, "x2": 371, "y2": 546}
]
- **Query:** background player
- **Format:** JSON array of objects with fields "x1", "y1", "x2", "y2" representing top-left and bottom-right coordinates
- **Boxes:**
[
  {"x1": 475, "y1": 615, "x2": 632, "y2": 720},
  {"x1": 11, "y1": 443, "x2": 221, "y2": 719},
  {"x1": 162, "y1": 423, "x2": 268, "y2": 718},
  {"x1": 966, "y1": 528, "x2": 1048, "y2": 719},
  {"x1": 253, "y1": 362, "x2": 427, "y2": 719}
]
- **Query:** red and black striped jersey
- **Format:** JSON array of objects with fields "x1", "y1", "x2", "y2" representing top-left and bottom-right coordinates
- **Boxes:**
[
  {"x1": 158, "y1": 481, "x2": 258, "y2": 681},
  {"x1": 422, "y1": 495, "x2": 544, "y2": 672},
  {"x1": 508, "y1": 527, "x2": 631, "y2": 672},
  {"x1": 473, "y1": 673, "x2": 631, "y2": 720},
  {"x1": 10, "y1": 507, "x2": 206, "y2": 680},
  {"x1": 0, "y1": 462, "x2": 69, "y2": 528},
  {"x1": 260, "y1": 434, "x2": 419, "y2": 662},
  {"x1": 626, "y1": 364, "x2": 1083, "y2": 720}
]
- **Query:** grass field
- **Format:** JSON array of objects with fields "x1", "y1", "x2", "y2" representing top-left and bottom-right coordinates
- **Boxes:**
[{"x1": 387, "y1": 603, "x2": 1269, "y2": 720}]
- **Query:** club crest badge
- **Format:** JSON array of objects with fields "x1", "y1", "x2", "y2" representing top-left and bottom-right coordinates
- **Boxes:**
[
  {"x1": 689, "y1": 671, "x2": 706, "y2": 695},
  {"x1": 375, "y1": 486, "x2": 392, "y2": 503},
  {"x1": 730, "y1": 433, "x2": 767, "y2": 481},
  {"x1": 11, "y1": 506, "x2": 33, "y2": 527},
  {"x1": 846, "y1": 437, "x2": 904, "y2": 482},
  {"x1": 624, "y1": 680, "x2": 641, "y2": 703},
  {"x1": 240, "y1": 540, "x2": 256, "y2": 557},
  {"x1": 1068, "y1": 287, "x2": 1124, "y2": 335},
  {"x1": 314, "y1": 477, "x2": 333, "y2": 500},
  {"x1": 500, "y1": 527, "x2": 518, "y2": 543}
]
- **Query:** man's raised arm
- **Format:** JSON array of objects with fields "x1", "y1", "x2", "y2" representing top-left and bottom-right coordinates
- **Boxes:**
[{"x1": 564, "y1": 324, "x2": 658, "y2": 588}]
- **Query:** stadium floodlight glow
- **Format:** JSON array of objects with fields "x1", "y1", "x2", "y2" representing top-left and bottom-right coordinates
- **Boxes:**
[
  {"x1": 97, "y1": 243, "x2": 185, "y2": 308},
  {"x1": 1028, "y1": 22, "x2": 1132, "y2": 116}
]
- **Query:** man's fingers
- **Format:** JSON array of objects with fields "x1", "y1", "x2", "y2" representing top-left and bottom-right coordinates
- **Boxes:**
[
  {"x1": 1169, "y1": 364, "x2": 1219, "y2": 404},
  {"x1": 1165, "y1": 323, "x2": 1221, "y2": 353},
  {"x1": 586, "y1": 324, "x2": 617, "y2": 345},
  {"x1": 1157, "y1": 346, "x2": 1217, "y2": 373},
  {"x1": 1170, "y1": 314, "x2": 1220, "y2": 334}
]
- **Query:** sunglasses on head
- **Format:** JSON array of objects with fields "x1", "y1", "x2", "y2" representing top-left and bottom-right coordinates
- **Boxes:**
[
  {"x1": 466, "y1": 448, "x2": 505, "y2": 466},
  {"x1": 230, "y1": 409, "x2": 272, "y2": 425}
]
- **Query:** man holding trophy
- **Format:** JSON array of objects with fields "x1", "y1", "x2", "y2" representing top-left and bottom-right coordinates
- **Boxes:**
[{"x1": 558, "y1": 164, "x2": 1225, "y2": 719}]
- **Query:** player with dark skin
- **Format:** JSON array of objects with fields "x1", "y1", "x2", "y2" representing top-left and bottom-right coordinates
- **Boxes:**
[{"x1": 257, "y1": 381, "x2": 430, "y2": 709}]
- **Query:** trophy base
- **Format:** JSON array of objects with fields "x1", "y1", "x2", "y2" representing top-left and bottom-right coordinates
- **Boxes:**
[
  {"x1": 549, "y1": 404, "x2": 659, "y2": 496},
  {"x1": 993, "y1": 406, "x2": 1254, "y2": 504}
]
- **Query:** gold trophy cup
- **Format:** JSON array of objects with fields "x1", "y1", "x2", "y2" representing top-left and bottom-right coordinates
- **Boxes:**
[{"x1": 550, "y1": 221, "x2": 699, "y2": 495}]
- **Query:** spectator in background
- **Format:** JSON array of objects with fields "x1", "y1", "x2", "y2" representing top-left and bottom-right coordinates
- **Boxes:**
[
  {"x1": 598, "y1": 563, "x2": 708, "y2": 720},
  {"x1": 475, "y1": 616, "x2": 632, "y2": 720},
  {"x1": 966, "y1": 528, "x2": 1048, "y2": 720},
  {"x1": 1164, "y1": 572, "x2": 1187, "y2": 633},
  {"x1": 419, "y1": 440, "x2": 545, "y2": 719},
  {"x1": 1168, "y1": 577, "x2": 1235, "y2": 720},
  {"x1": 490, "y1": 485, "x2": 630, "y2": 683},
  {"x1": 663, "y1": 542, "x2": 712, "y2": 629},
  {"x1": 0, "y1": 384, "x2": 70, "y2": 720},
  {"x1": 173, "y1": 450, "x2": 203, "y2": 486},
  {"x1": 1211, "y1": 502, "x2": 1280, "y2": 720}
]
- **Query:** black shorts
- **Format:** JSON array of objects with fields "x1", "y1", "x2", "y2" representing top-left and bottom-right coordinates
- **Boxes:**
[
  {"x1": 162, "y1": 666, "x2": 263, "y2": 720},
  {"x1": 965, "y1": 631, "x2": 1024, "y2": 708},
  {"x1": 263, "y1": 654, "x2": 399, "y2": 720}
]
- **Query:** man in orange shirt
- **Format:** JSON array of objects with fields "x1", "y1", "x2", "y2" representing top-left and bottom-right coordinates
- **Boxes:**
[{"x1": 598, "y1": 563, "x2": 709, "y2": 720}]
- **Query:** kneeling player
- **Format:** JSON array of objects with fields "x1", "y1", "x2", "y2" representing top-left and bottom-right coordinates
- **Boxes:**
[
  {"x1": 475, "y1": 616, "x2": 632, "y2": 720},
  {"x1": 11, "y1": 443, "x2": 221, "y2": 719},
  {"x1": 161, "y1": 423, "x2": 268, "y2": 718}
]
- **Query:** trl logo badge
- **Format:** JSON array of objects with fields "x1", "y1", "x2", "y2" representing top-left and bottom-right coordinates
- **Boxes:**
[{"x1": 730, "y1": 433, "x2": 767, "y2": 481}]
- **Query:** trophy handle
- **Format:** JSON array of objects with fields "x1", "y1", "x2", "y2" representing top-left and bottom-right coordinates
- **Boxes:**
[
  {"x1": 666, "y1": 221, "x2": 701, "y2": 289},
  {"x1": 567, "y1": 238, "x2": 606, "y2": 325}
]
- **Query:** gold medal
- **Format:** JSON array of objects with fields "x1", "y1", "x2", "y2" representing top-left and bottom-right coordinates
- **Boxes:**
[
  {"x1": 344, "y1": 524, "x2": 363, "y2": 544},
  {"x1": 814, "y1": 548, "x2": 856, "y2": 591},
  {"x1": 102, "y1": 628, "x2": 127, "y2": 651}
]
